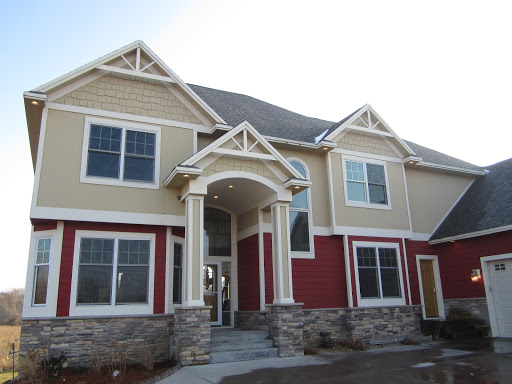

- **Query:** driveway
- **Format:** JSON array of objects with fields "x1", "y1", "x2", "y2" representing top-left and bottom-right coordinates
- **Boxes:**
[{"x1": 160, "y1": 338, "x2": 512, "y2": 383}]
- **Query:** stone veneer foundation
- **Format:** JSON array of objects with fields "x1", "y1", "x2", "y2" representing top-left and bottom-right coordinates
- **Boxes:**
[
  {"x1": 266, "y1": 304, "x2": 305, "y2": 357},
  {"x1": 173, "y1": 307, "x2": 211, "y2": 365},
  {"x1": 444, "y1": 298, "x2": 490, "y2": 324},
  {"x1": 236, "y1": 305, "x2": 425, "y2": 347},
  {"x1": 19, "y1": 315, "x2": 172, "y2": 367}
]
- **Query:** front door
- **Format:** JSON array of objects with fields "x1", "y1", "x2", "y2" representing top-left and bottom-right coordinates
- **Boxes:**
[
  {"x1": 420, "y1": 259, "x2": 440, "y2": 318},
  {"x1": 203, "y1": 263, "x2": 222, "y2": 325}
]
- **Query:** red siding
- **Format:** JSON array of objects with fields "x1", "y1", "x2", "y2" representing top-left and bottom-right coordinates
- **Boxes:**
[
  {"x1": 292, "y1": 235, "x2": 347, "y2": 309},
  {"x1": 347, "y1": 236, "x2": 410, "y2": 306},
  {"x1": 264, "y1": 233, "x2": 274, "y2": 304},
  {"x1": 237, "y1": 234, "x2": 260, "y2": 311},
  {"x1": 56, "y1": 221, "x2": 167, "y2": 317},
  {"x1": 404, "y1": 240, "x2": 437, "y2": 305},
  {"x1": 34, "y1": 221, "x2": 58, "y2": 232},
  {"x1": 172, "y1": 226, "x2": 185, "y2": 238}
]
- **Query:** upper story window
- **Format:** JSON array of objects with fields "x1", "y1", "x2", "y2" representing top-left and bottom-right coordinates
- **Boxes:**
[
  {"x1": 343, "y1": 156, "x2": 391, "y2": 210},
  {"x1": 289, "y1": 160, "x2": 313, "y2": 257},
  {"x1": 204, "y1": 207, "x2": 231, "y2": 257},
  {"x1": 81, "y1": 117, "x2": 161, "y2": 189}
]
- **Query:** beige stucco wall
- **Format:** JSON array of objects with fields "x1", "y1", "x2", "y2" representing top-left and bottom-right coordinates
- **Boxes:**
[
  {"x1": 237, "y1": 207, "x2": 258, "y2": 232},
  {"x1": 405, "y1": 167, "x2": 474, "y2": 234},
  {"x1": 55, "y1": 74, "x2": 202, "y2": 124},
  {"x1": 337, "y1": 132, "x2": 399, "y2": 158},
  {"x1": 330, "y1": 152, "x2": 410, "y2": 230},
  {"x1": 276, "y1": 148, "x2": 331, "y2": 228},
  {"x1": 37, "y1": 109, "x2": 193, "y2": 216},
  {"x1": 197, "y1": 134, "x2": 216, "y2": 151}
]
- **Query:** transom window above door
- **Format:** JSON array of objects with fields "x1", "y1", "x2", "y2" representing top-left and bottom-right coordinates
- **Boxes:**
[{"x1": 80, "y1": 117, "x2": 161, "y2": 189}]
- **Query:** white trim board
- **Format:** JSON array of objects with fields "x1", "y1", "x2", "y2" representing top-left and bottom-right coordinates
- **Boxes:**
[{"x1": 415, "y1": 255, "x2": 446, "y2": 320}]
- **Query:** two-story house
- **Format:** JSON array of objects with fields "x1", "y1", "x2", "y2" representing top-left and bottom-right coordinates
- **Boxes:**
[{"x1": 21, "y1": 41, "x2": 512, "y2": 366}]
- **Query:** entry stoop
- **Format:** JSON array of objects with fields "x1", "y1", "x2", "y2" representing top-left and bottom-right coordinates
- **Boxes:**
[{"x1": 210, "y1": 329, "x2": 278, "y2": 364}]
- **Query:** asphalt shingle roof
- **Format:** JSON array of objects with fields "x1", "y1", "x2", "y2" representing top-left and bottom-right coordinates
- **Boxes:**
[
  {"x1": 431, "y1": 158, "x2": 512, "y2": 241},
  {"x1": 188, "y1": 84, "x2": 483, "y2": 173}
]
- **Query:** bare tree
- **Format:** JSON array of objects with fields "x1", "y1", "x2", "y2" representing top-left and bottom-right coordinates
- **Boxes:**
[{"x1": 0, "y1": 289, "x2": 24, "y2": 325}]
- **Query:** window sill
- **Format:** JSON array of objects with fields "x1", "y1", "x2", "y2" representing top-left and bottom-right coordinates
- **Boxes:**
[
  {"x1": 80, "y1": 175, "x2": 160, "y2": 190},
  {"x1": 345, "y1": 201, "x2": 391, "y2": 210},
  {"x1": 69, "y1": 303, "x2": 153, "y2": 317},
  {"x1": 357, "y1": 298, "x2": 406, "y2": 307},
  {"x1": 291, "y1": 251, "x2": 315, "y2": 259}
]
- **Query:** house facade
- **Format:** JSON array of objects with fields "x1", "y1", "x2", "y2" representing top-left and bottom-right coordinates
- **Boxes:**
[{"x1": 20, "y1": 41, "x2": 511, "y2": 366}]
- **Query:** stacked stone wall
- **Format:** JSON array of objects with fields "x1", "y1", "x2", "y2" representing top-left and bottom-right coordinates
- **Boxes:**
[
  {"x1": 235, "y1": 311, "x2": 268, "y2": 330},
  {"x1": 303, "y1": 305, "x2": 424, "y2": 345},
  {"x1": 266, "y1": 304, "x2": 304, "y2": 357},
  {"x1": 444, "y1": 298, "x2": 489, "y2": 324},
  {"x1": 20, "y1": 315, "x2": 173, "y2": 367},
  {"x1": 173, "y1": 307, "x2": 210, "y2": 365}
]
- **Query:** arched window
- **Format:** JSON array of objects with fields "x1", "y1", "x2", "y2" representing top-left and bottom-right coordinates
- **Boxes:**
[
  {"x1": 289, "y1": 160, "x2": 312, "y2": 254},
  {"x1": 204, "y1": 207, "x2": 231, "y2": 257}
]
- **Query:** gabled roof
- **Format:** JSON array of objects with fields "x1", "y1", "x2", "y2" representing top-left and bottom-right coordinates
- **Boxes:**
[
  {"x1": 188, "y1": 84, "x2": 334, "y2": 143},
  {"x1": 430, "y1": 158, "x2": 512, "y2": 243}
]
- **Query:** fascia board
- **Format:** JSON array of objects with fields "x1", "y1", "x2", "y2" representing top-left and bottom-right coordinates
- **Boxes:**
[
  {"x1": 416, "y1": 162, "x2": 487, "y2": 176},
  {"x1": 428, "y1": 224, "x2": 512, "y2": 245},
  {"x1": 324, "y1": 104, "x2": 370, "y2": 142}
]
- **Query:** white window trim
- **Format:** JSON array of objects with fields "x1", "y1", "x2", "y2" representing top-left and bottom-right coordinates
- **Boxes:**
[
  {"x1": 80, "y1": 116, "x2": 161, "y2": 190},
  {"x1": 352, "y1": 241, "x2": 406, "y2": 307},
  {"x1": 416, "y1": 255, "x2": 446, "y2": 320},
  {"x1": 69, "y1": 230, "x2": 156, "y2": 317},
  {"x1": 32, "y1": 237, "x2": 51, "y2": 307},
  {"x1": 168, "y1": 234, "x2": 184, "y2": 313},
  {"x1": 287, "y1": 158, "x2": 315, "y2": 259},
  {"x1": 342, "y1": 155, "x2": 391, "y2": 211},
  {"x1": 22, "y1": 222, "x2": 64, "y2": 318}
]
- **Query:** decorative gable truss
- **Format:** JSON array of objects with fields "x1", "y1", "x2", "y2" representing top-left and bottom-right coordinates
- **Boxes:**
[
  {"x1": 164, "y1": 121, "x2": 311, "y2": 193},
  {"x1": 325, "y1": 104, "x2": 420, "y2": 162},
  {"x1": 29, "y1": 41, "x2": 228, "y2": 129}
]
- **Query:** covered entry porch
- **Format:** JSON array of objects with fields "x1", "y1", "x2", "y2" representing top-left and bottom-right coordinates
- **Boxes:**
[{"x1": 164, "y1": 122, "x2": 311, "y2": 364}]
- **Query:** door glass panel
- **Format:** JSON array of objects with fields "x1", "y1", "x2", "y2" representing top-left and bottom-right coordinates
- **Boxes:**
[{"x1": 203, "y1": 265, "x2": 218, "y2": 323}]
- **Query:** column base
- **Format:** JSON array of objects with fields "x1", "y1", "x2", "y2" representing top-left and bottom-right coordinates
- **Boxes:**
[
  {"x1": 174, "y1": 307, "x2": 211, "y2": 366},
  {"x1": 266, "y1": 303, "x2": 304, "y2": 357}
]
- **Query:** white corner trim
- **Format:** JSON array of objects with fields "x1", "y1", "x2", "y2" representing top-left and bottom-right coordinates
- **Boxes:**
[
  {"x1": 22, "y1": 222, "x2": 64, "y2": 319},
  {"x1": 402, "y1": 238, "x2": 412, "y2": 306},
  {"x1": 30, "y1": 206, "x2": 185, "y2": 227},
  {"x1": 343, "y1": 235, "x2": 353, "y2": 307},
  {"x1": 326, "y1": 152, "x2": 337, "y2": 228},
  {"x1": 258, "y1": 209, "x2": 266, "y2": 312}
]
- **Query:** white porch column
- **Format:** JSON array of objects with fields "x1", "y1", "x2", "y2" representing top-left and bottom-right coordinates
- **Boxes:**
[
  {"x1": 270, "y1": 201, "x2": 295, "y2": 304},
  {"x1": 183, "y1": 193, "x2": 205, "y2": 306}
]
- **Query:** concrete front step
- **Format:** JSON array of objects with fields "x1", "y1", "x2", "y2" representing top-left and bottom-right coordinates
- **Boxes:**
[
  {"x1": 210, "y1": 329, "x2": 278, "y2": 364},
  {"x1": 210, "y1": 347, "x2": 279, "y2": 364}
]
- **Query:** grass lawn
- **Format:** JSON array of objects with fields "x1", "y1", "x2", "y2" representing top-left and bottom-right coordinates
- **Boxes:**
[{"x1": 0, "y1": 371, "x2": 18, "y2": 382}]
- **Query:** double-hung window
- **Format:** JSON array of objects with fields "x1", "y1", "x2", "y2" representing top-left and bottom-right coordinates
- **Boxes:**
[
  {"x1": 289, "y1": 160, "x2": 313, "y2": 256},
  {"x1": 344, "y1": 157, "x2": 390, "y2": 209},
  {"x1": 81, "y1": 117, "x2": 160, "y2": 189},
  {"x1": 353, "y1": 242, "x2": 405, "y2": 307},
  {"x1": 33, "y1": 238, "x2": 51, "y2": 305},
  {"x1": 76, "y1": 237, "x2": 150, "y2": 305}
]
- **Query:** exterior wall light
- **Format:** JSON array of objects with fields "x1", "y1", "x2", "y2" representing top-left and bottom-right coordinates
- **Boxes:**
[
  {"x1": 471, "y1": 269, "x2": 482, "y2": 282},
  {"x1": 31, "y1": 100, "x2": 39, "y2": 105},
  {"x1": 183, "y1": 174, "x2": 190, "y2": 178}
]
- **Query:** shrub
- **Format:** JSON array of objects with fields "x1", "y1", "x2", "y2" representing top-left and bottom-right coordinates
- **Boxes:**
[
  {"x1": 339, "y1": 338, "x2": 367, "y2": 351},
  {"x1": 107, "y1": 341, "x2": 126, "y2": 382},
  {"x1": 319, "y1": 332, "x2": 335, "y2": 349},
  {"x1": 19, "y1": 349, "x2": 44, "y2": 383},
  {"x1": 138, "y1": 342, "x2": 154, "y2": 371},
  {"x1": 89, "y1": 348, "x2": 102, "y2": 375},
  {"x1": 304, "y1": 346, "x2": 317, "y2": 355},
  {"x1": 40, "y1": 353, "x2": 67, "y2": 383},
  {"x1": 401, "y1": 337, "x2": 420, "y2": 345}
]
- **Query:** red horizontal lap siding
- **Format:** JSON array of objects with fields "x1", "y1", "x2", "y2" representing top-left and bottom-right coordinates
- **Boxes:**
[
  {"x1": 237, "y1": 234, "x2": 260, "y2": 311},
  {"x1": 347, "y1": 236, "x2": 410, "y2": 307},
  {"x1": 403, "y1": 240, "x2": 436, "y2": 305},
  {"x1": 172, "y1": 226, "x2": 185, "y2": 238},
  {"x1": 264, "y1": 233, "x2": 274, "y2": 304},
  {"x1": 432, "y1": 231, "x2": 512, "y2": 299},
  {"x1": 56, "y1": 221, "x2": 167, "y2": 317},
  {"x1": 34, "y1": 221, "x2": 58, "y2": 231},
  {"x1": 292, "y1": 235, "x2": 346, "y2": 309}
]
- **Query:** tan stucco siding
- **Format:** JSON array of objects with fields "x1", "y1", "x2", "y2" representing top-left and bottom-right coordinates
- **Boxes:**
[
  {"x1": 202, "y1": 156, "x2": 282, "y2": 185},
  {"x1": 277, "y1": 148, "x2": 331, "y2": 228},
  {"x1": 405, "y1": 167, "x2": 474, "y2": 234},
  {"x1": 331, "y1": 153, "x2": 410, "y2": 230},
  {"x1": 54, "y1": 74, "x2": 202, "y2": 124},
  {"x1": 337, "y1": 132, "x2": 399, "y2": 158},
  {"x1": 37, "y1": 109, "x2": 193, "y2": 216},
  {"x1": 237, "y1": 207, "x2": 258, "y2": 232}
]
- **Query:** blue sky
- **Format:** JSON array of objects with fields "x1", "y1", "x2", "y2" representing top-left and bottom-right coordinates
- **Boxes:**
[{"x1": 1, "y1": 0, "x2": 511, "y2": 291}]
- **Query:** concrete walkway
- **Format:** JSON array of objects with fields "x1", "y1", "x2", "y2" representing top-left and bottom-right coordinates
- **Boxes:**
[{"x1": 159, "y1": 338, "x2": 512, "y2": 383}]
